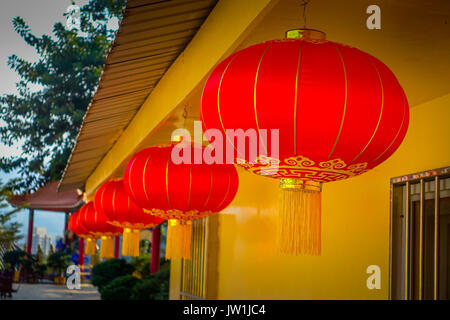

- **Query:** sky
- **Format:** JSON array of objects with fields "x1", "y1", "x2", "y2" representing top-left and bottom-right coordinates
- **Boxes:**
[{"x1": 0, "y1": 0, "x2": 90, "y2": 246}]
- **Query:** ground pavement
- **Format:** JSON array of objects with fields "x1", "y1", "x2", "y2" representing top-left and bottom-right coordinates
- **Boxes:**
[{"x1": 8, "y1": 282, "x2": 100, "y2": 300}]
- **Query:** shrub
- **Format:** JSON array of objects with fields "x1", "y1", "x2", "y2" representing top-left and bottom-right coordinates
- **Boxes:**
[
  {"x1": 100, "y1": 275, "x2": 142, "y2": 300},
  {"x1": 131, "y1": 266, "x2": 170, "y2": 300},
  {"x1": 91, "y1": 258, "x2": 134, "y2": 290},
  {"x1": 130, "y1": 254, "x2": 150, "y2": 279}
]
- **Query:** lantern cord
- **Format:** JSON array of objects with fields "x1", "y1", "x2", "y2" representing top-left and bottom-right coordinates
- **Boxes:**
[
  {"x1": 278, "y1": 181, "x2": 321, "y2": 256},
  {"x1": 100, "y1": 236, "x2": 115, "y2": 259},
  {"x1": 182, "y1": 105, "x2": 188, "y2": 130}
]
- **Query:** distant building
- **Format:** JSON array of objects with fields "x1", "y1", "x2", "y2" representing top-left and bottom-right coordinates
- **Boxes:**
[{"x1": 32, "y1": 227, "x2": 53, "y2": 255}]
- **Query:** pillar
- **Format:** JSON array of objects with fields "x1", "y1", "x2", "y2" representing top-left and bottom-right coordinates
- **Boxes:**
[
  {"x1": 64, "y1": 211, "x2": 69, "y2": 233},
  {"x1": 150, "y1": 226, "x2": 161, "y2": 274},
  {"x1": 26, "y1": 209, "x2": 34, "y2": 254},
  {"x1": 64, "y1": 211, "x2": 69, "y2": 245},
  {"x1": 79, "y1": 237, "x2": 85, "y2": 279},
  {"x1": 114, "y1": 236, "x2": 120, "y2": 259}
]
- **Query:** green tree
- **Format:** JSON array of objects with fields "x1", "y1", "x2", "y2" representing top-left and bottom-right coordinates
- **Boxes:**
[
  {"x1": 0, "y1": 0, "x2": 126, "y2": 192},
  {"x1": 0, "y1": 183, "x2": 23, "y2": 245}
]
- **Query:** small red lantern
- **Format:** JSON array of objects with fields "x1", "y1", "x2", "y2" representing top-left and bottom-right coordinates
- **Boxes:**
[
  {"x1": 68, "y1": 209, "x2": 89, "y2": 238},
  {"x1": 80, "y1": 202, "x2": 122, "y2": 259},
  {"x1": 94, "y1": 179, "x2": 164, "y2": 257},
  {"x1": 200, "y1": 30, "x2": 409, "y2": 255},
  {"x1": 124, "y1": 143, "x2": 238, "y2": 259},
  {"x1": 69, "y1": 206, "x2": 96, "y2": 255}
]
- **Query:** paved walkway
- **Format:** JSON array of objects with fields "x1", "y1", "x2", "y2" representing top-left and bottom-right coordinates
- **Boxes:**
[{"x1": 9, "y1": 283, "x2": 100, "y2": 300}]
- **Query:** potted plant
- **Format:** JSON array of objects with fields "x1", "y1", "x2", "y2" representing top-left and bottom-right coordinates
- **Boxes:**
[{"x1": 47, "y1": 251, "x2": 71, "y2": 285}]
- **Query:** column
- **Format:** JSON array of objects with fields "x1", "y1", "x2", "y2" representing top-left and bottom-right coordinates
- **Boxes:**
[
  {"x1": 150, "y1": 226, "x2": 161, "y2": 274},
  {"x1": 114, "y1": 236, "x2": 120, "y2": 259},
  {"x1": 26, "y1": 209, "x2": 34, "y2": 254}
]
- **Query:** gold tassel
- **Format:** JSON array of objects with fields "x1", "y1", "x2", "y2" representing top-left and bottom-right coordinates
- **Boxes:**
[
  {"x1": 278, "y1": 179, "x2": 321, "y2": 256},
  {"x1": 166, "y1": 219, "x2": 192, "y2": 260},
  {"x1": 122, "y1": 228, "x2": 140, "y2": 257},
  {"x1": 85, "y1": 237, "x2": 97, "y2": 255},
  {"x1": 100, "y1": 236, "x2": 115, "y2": 259}
]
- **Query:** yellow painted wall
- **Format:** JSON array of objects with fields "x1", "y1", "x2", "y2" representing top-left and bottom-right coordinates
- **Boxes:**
[{"x1": 214, "y1": 94, "x2": 450, "y2": 299}]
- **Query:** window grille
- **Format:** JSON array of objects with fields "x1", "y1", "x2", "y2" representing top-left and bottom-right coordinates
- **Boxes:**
[{"x1": 390, "y1": 167, "x2": 450, "y2": 300}]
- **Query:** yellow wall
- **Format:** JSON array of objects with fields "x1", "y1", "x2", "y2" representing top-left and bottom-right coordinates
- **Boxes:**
[{"x1": 214, "y1": 94, "x2": 450, "y2": 299}]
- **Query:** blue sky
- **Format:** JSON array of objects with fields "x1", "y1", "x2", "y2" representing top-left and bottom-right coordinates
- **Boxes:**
[{"x1": 0, "y1": 0, "x2": 90, "y2": 245}]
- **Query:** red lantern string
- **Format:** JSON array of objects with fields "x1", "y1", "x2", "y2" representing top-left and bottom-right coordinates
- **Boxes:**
[
  {"x1": 123, "y1": 142, "x2": 238, "y2": 259},
  {"x1": 69, "y1": 206, "x2": 97, "y2": 255},
  {"x1": 94, "y1": 179, "x2": 164, "y2": 257},
  {"x1": 79, "y1": 202, "x2": 122, "y2": 259}
]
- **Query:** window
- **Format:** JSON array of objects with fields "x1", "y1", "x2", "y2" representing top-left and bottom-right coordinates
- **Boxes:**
[{"x1": 390, "y1": 167, "x2": 450, "y2": 300}]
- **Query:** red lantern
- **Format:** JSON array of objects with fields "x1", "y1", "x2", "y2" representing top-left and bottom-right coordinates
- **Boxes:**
[
  {"x1": 200, "y1": 30, "x2": 409, "y2": 255},
  {"x1": 124, "y1": 143, "x2": 238, "y2": 259},
  {"x1": 94, "y1": 179, "x2": 164, "y2": 257},
  {"x1": 79, "y1": 202, "x2": 122, "y2": 259},
  {"x1": 68, "y1": 209, "x2": 89, "y2": 238},
  {"x1": 69, "y1": 205, "x2": 96, "y2": 255}
]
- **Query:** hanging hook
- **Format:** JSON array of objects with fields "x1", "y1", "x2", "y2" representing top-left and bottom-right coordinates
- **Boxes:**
[
  {"x1": 300, "y1": 0, "x2": 309, "y2": 29},
  {"x1": 181, "y1": 105, "x2": 188, "y2": 129}
]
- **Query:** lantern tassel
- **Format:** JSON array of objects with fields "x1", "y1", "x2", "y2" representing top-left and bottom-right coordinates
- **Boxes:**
[
  {"x1": 122, "y1": 228, "x2": 140, "y2": 257},
  {"x1": 166, "y1": 219, "x2": 192, "y2": 260},
  {"x1": 85, "y1": 237, "x2": 97, "y2": 255},
  {"x1": 100, "y1": 236, "x2": 115, "y2": 259},
  {"x1": 278, "y1": 179, "x2": 321, "y2": 256}
]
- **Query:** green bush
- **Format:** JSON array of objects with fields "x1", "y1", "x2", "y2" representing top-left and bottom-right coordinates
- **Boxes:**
[
  {"x1": 131, "y1": 266, "x2": 170, "y2": 300},
  {"x1": 100, "y1": 275, "x2": 142, "y2": 300},
  {"x1": 130, "y1": 254, "x2": 151, "y2": 279},
  {"x1": 91, "y1": 258, "x2": 134, "y2": 290}
]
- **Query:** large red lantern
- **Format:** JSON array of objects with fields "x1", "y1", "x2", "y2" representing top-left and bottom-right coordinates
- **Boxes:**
[
  {"x1": 80, "y1": 202, "x2": 123, "y2": 259},
  {"x1": 94, "y1": 179, "x2": 164, "y2": 257},
  {"x1": 200, "y1": 30, "x2": 409, "y2": 255},
  {"x1": 124, "y1": 143, "x2": 238, "y2": 259}
]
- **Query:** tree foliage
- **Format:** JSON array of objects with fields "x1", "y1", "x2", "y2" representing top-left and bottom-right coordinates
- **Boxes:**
[
  {"x1": 0, "y1": 0, "x2": 126, "y2": 192},
  {"x1": 0, "y1": 183, "x2": 23, "y2": 245}
]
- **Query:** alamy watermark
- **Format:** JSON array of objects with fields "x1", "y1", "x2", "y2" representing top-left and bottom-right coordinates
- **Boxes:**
[
  {"x1": 66, "y1": 265, "x2": 81, "y2": 290},
  {"x1": 366, "y1": 5, "x2": 381, "y2": 30},
  {"x1": 366, "y1": 265, "x2": 381, "y2": 290},
  {"x1": 171, "y1": 120, "x2": 280, "y2": 174}
]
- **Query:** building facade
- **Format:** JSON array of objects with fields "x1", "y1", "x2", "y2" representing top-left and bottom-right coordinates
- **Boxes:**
[{"x1": 59, "y1": 0, "x2": 450, "y2": 300}]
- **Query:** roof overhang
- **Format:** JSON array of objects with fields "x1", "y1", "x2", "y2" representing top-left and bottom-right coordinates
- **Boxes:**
[
  {"x1": 59, "y1": 0, "x2": 221, "y2": 191},
  {"x1": 9, "y1": 182, "x2": 83, "y2": 212}
]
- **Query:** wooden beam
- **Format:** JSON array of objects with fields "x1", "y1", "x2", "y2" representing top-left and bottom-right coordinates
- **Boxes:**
[{"x1": 84, "y1": 0, "x2": 280, "y2": 197}]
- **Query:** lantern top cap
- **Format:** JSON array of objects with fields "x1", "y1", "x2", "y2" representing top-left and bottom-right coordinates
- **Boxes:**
[{"x1": 286, "y1": 29, "x2": 326, "y2": 40}]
